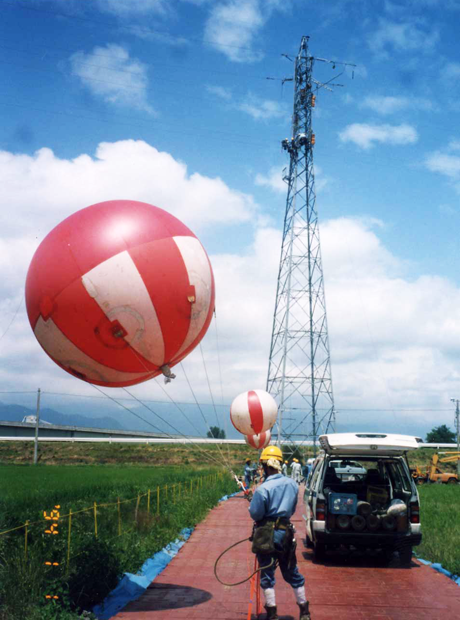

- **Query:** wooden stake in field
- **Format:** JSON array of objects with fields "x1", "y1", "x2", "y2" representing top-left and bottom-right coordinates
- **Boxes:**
[
  {"x1": 147, "y1": 489, "x2": 151, "y2": 513},
  {"x1": 24, "y1": 520, "x2": 29, "y2": 559},
  {"x1": 117, "y1": 498, "x2": 121, "y2": 536},
  {"x1": 93, "y1": 502, "x2": 98, "y2": 538},
  {"x1": 135, "y1": 494, "x2": 140, "y2": 524},
  {"x1": 66, "y1": 510, "x2": 72, "y2": 574},
  {"x1": 156, "y1": 486, "x2": 160, "y2": 516}
]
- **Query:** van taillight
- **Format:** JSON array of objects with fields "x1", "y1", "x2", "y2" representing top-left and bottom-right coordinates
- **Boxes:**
[
  {"x1": 316, "y1": 499, "x2": 326, "y2": 521},
  {"x1": 410, "y1": 502, "x2": 420, "y2": 524}
]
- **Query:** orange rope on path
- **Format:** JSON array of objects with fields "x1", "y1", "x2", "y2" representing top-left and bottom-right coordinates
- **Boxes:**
[
  {"x1": 245, "y1": 514, "x2": 257, "y2": 620},
  {"x1": 256, "y1": 558, "x2": 262, "y2": 616},
  {"x1": 247, "y1": 569, "x2": 255, "y2": 620},
  {"x1": 246, "y1": 477, "x2": 263, "y2": 619}
]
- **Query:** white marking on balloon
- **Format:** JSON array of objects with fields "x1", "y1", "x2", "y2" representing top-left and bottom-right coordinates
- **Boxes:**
[
  {"x1": 172, "y1": 236, "x2": 212, "y2": 359},
  {"x1": 34, "y1": 316, "x2": 152, "y2": 384},
  {"x1": 82, "y1": 250, "x2": 165, "y2": 367}
]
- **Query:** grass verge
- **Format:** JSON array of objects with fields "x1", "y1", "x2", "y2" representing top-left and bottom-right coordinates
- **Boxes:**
[{"x1": 416, "y1": 484, "x2": 460, "y2": 576}]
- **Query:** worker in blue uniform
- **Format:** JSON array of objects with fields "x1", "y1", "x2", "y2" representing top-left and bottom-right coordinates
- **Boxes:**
[
  {"x1": 249, "y1": 445, "x2": 310, "y2": 620},
  {"x1": 244, "y1": 458, "x2": 256, "y2": 489}
]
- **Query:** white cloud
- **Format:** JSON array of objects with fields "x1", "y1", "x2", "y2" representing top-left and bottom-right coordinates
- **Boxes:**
[
  {"x1": 439, "y1": 204, "x2": 458, "y2": 216},
  {"x1": 314, "y1": 165, "x2": 332, "y2": 194},
  {"x1": 255, "y1": 164, "x2": 330, "y2": 194},
  {"x1": 441, "y1": 61, "x2": 460, "y2": 82},
  {"x1": 361, "y1": 95, "x2": 434, "y2": 115},
  {"x1": 97, "y1": 0, "x2": 170, "y2": 16},
  {"x1": 425, "y1": 148, "x2": 460, "y2": 193},
  {"x1": 236, "y1": 93, "x2": 287, "y2": 121},
  {"x1": 368, "y1": 18, "x2": 439, "y2": 57},
  {"x1": 448, "y1": 139, "x2": 460, "y2": 151},
  {"x1": 339, "y1": 123, "x2": 418, "y2": 149},
  {"x1": 204, "y1": 0, "x2": 289, "y2": 63},
  {"x1": 0, "y1": 141, "x2": 257, "y2": 241},
  {"x1": 255, "y1": 166, "x2": 285, "y2": 193},
  {"x1": 69, "y1": 44, "x2": 154, "y2": 114},
  {"x1": 208, "y1": 89, "x2": 288, "y2": 121},
  {"x1": 206, "y1": 85, "x2": 233, "y2": 100}
]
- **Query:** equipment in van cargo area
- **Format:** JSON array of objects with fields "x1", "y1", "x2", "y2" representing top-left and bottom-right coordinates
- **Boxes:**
[
  {"x1": 356, "y1": 501, "x2": 372, "y2": 517},
  {"x1": 366, "y1": 485, "x2": 389, "y2": 505},
  {"x1": 387, "y1": 499, "x2": 407, "y2": 517},
  {"x1": 328, "y1": 493, "x2": 357, "y2": 515}
]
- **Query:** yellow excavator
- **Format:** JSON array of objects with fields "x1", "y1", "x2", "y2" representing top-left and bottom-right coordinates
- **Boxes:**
[{"x1": 412, "y1": 452, "x2": 460, "y2": 484}]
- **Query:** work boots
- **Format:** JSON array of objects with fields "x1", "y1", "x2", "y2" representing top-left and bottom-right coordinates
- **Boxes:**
[
  {"x1": 298, "y1": 601, "x2": 311, "y2": 620},
  {"x1": 264, "y1": 605, "x2": 279, "y2": 620}
]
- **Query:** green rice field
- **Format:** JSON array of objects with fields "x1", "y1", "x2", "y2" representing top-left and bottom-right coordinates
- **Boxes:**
[{"x1": 0, "y1": 462, "x2": 237, "y2": 620}]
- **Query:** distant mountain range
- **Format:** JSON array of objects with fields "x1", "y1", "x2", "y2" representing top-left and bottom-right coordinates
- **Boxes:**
[{"x1": 0, "y1": 402, "x2": 125, "y2": 430}]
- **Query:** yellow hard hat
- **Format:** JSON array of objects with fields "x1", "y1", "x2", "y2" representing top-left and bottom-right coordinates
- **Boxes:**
[
  {"x1": 293, "y1": 458, "x2": 298, "y2": 462},
  {"x1": 260, "y1": 445, "x2": 283, "y2": 462},
  {"x1": 245, "y1": 458, "x2": 251, "y2": 463},
  {"x1": 284, "y1": 460, "x2": 288, "y2": 464}
]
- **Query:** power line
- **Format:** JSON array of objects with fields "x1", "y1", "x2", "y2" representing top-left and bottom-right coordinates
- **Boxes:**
[
  {"x1": 0, "y1": 390, "x2": 454, "y2": 413},
  {"x1": 0, "y1": 96, "x2": 273, "y2": 149},
  {"x1": 1, "y1": 1, "x2": 288, "y2": 58},
  {"x1": 0, "y1": 56, "x2": 273, "y2": 97},
  {"x1": 0, "y1": 295, "x2": 24, "y2": 343},
  {"x1": 121, "y1": 386, "x2": 229, "y2": 469},
  {"x1": 0, "y1": 43, "x2": 284, "y2": 83}
]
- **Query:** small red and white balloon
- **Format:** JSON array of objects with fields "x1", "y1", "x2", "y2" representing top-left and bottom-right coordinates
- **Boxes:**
[
  {"x1": 245, "y1": 429, "x2": 271, "y2": 450},
  {"x1": 230, "y1": 389, "x2": 278, "y2": 447}
]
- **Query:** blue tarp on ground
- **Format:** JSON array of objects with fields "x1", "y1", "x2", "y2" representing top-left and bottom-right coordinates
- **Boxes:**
[
  {"x1": 416, "y1": 555, "x2": 460, "y2": 587},
  {"x1": 93, "y1": 490, "x2": 240, "y2": 619},
  {"x1": 93, "y1": 527, "x2": 193, "y2": 620},
  {"x1": 218, "y1": 491, "x2": 240, "y2": 502}
]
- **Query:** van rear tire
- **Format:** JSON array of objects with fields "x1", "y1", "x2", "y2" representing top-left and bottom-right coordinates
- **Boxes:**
[
  {"x1": 314, "y1": 542, "x2": 326, "y2": 561},
  {"x1": 399, "y1": 546, "x2": 412, "y2": 566}
]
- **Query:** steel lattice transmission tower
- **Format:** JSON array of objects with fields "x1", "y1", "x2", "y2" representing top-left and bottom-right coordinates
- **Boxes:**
[{"x1": 267, "y1": 36, "x2": 340, "y2": 455}]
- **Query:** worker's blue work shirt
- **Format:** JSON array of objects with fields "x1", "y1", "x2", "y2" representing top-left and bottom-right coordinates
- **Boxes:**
[
  {"x1": 249, "y1": 473, "x2": 299, "y2": 522},
  {"x1": 244, "y1": 464, "x2": 255, "y2": 485}
]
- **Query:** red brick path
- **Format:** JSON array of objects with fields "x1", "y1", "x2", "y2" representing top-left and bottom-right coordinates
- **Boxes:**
[{"x1": 114, "y1": 490, "x2": 460, "y2": 620}]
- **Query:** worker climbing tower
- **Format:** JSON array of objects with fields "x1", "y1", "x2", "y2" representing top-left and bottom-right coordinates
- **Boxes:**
[{"x1": 267, "y1": 36, "x2": 341, "y2": 455}]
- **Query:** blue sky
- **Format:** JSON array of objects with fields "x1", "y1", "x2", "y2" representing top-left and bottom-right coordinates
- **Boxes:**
[{"x1": 1, "y1": 0, "x2": 460, "y2": 441}]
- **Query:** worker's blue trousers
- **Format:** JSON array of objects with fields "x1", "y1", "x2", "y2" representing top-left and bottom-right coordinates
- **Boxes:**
[{"x1": 257, "y1": 529, "x2": 305, "y2": 590}]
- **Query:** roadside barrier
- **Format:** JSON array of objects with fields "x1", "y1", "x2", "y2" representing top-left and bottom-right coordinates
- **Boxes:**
[{"x1": 0, "y1": 471, "x2": 227, "y2": 603}]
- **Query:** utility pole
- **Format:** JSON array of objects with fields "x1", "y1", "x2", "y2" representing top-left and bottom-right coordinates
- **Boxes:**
[
  {"x1": 33, "y1": 387, "x2": 41, "y2": 465},
  {"x1": 450, "y1": 397, "x2": 460, "y2": 477},
  {"x1": 266, "y1": 36, "x2": 354, "y2": 457}
]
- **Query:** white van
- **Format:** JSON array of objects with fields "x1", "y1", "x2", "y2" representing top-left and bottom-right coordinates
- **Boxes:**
[{"x1": 304, "y1": 433, "x2": 422, "y2": 565}]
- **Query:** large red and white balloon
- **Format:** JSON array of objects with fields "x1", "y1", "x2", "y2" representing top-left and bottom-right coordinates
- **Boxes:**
[
  {"x1": 245, "y1": 430, "x2": 271, "y2": 450},
  {"x1": 230, "y1": 389, "x2": 278, "y2": 436},
  {"x1": 25, "y1": 200, "x2": 215, "y2": 387}
]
